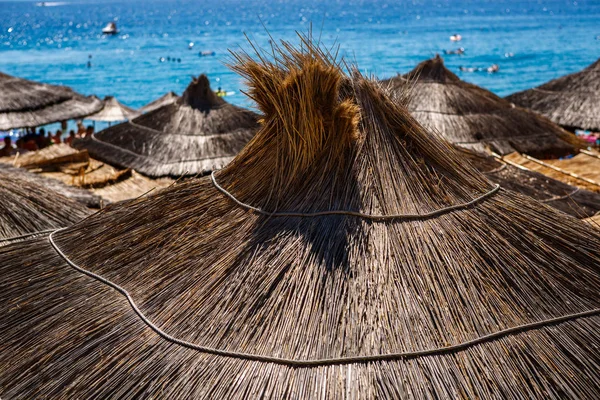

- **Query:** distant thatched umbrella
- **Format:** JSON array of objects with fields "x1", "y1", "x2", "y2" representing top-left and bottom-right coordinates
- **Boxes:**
[
  {"x1": 458, "y1": 147, "x2": 600, "y2": 218},
  {"x1": 506, "y1": 58, "x2": 600, "y2": 131},
  {"x1": 382, "y1": 55, "x2": 577, "y2": 157},
  {"x1": 140, "y1": 91, "x2": 179, "y2": 113},
  {"x1": 85, "y1": 96, "x2": 140, "y2": 123},
  {"x1": 73, "y1": 74, "x2": 259, "y2": 178},
  {"x1": 0, "y1": 71, "x2": 103, "y2": 130},
  {"x1": 0, "y1": 166, "x2": 91, "y2": 243},
  {"x1": 0, "y1": 163, "x2": 102, "y2": 208},
  {"x1": 1, "y1": 38, "x2": 600, "y2": 398}
]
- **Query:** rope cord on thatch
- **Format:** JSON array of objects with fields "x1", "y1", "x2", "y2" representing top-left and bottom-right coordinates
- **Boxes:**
[
  {"x1": 47, "y1": 228, "x2": 600, "y2": 367},
  {"x1": 454, "y1": 133, "x2": 555, "y2": 145},
  {"x1": 581, "y1": 150, "x2": 600, "y2": 160},
  {"x1": 522, "y1": 154, "x2": 600, "y2": 187},
  {"x1": 89, "y1": 134, "x2": 234, "y2": 165},
  {"x1": 211, "y1": 172, "x2": 502, "y2": 220},
  {"x1": 540, "y1": 187, "x2": 581, "y2": 203},
  {"x1": 127, "y1": 120, "x2": 239, "y2": 138},
  {"x1": 483, "y1": 163, "x2": 508, "y2": 174},
  {"x1": 3, "y1": 228, "x2": 58, "y2": 243}
]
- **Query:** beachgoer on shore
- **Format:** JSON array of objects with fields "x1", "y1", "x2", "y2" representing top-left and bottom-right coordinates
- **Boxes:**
[
  {"x1": 85, "y1": 125, "x2": 95, "y2": 138},
  {"x1": 52, "y1": 130, "x2": 62, "y2": 144},
  {"x1": 0, "y1": 136, "x2": 17, "y2": 157},
  {"x1": 65, "y1": 130, "x2": 77, "y2": 146}
]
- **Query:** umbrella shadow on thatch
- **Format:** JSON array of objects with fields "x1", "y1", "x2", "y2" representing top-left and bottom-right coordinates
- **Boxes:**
[
  {"x1": 0, "y1": 71, "x2": 102, "y2": 130},
  {"x1": 381, "y1": 55, "x2": 579, "y2": 158},
  {"x1": 73, "y1": 75, "x2": 259, "y2": 178},
  {"x1": 506, "y1": 58, "x2": 600, "y2": 131},
  {"x1": 2, "y1": 37, "x2": 600, "y2": 398}
]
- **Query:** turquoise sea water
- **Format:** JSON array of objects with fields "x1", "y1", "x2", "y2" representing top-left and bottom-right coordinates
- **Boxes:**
[{"x1": 1, "y1": 0, "x2": 599, "y2": 117}]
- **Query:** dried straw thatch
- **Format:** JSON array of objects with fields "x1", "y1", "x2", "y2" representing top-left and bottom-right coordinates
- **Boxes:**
[
  {"x1": 140, "y1": 91, "x2": 179, "y2": 113},
  {"x1": 0, "y1": 163, "x2": 102, "y2": 208},
  {"x1": 91, "y1": 170, "x2": 173, "y2": 203},
  {"x1": 73, "y1": 75, "x2": 259, "y2": 177},
  {"x1": 505, "y1": 152, "x2": 600, "y2": 193},
  {"x1": 382, "y1": 55, "x2": 578, "y2": 157},
  {"x1": 0, "y1": 166, "x2": 91, "y2": 242},
  {"x1": 85, "y1": 96, "x2": 140, "y2": 122},
  {"x1": 0, "y1": 71, "x2": 102, "y2": 130},
  {"x1": 459, "y1": 147, "x2": 600, "y2": 218},
  {"x1": 1, "y1": 38, "x2": 600, "y2": 399},
  {"x1": 506, "y1": 58, "x2": 600, "y2": 131}
]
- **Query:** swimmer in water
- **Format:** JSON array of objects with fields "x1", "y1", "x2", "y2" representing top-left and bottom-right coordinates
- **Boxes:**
[{"x1": 487, "y1": 64, "x2": 499, "y2": 73}]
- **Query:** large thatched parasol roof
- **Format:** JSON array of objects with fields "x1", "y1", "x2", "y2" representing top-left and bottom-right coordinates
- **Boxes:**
[
  {"x1": 0, "y1": 71, "x2": 103, "y2": 130},
  {"x1": 506, "y1": 58, "x2": 600, "y2": 131},
  {"x1": 85, "y1": 96, "x2": 140, "y2": 122},
  {"x1": 382, "y1": 55, "x2": 578, "y2": 157},
  {"x1": 73, "y1": 74, "x2": 259, "y2": 178},
  {"x1": 1, "y1": 39, "x2": 600, "y2": 398},
  {"x1": 0, "y1": 166, "x2": 91, "y2": 243},
  {"x1": 140, "y1": 91, "x2": 179, "y2": 113}
]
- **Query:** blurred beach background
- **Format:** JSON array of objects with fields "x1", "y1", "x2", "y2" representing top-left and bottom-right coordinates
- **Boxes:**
[{"x1": 1, "y1": 0, "x2": 599, "y2": 116}]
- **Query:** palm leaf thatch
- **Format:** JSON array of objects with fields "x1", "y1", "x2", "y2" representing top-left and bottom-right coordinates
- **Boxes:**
[
  {"x1": 73, "y1": 75, "x2": 259, "y2": 178},
  {"x1": 0, "y1": 163, "x2": 102, "y2": 208},
  {"x1": 459, "y1": 147, "x2": 600, "y2": 218},
  {"x1": 506, "y1": 58, "x2": 600, "y2": 131},
  {"x1": 0, "y1": 71, "x2": 102, "y2": 130},
  {"x1": 382, "y1": 55, "x2": 578, "y2": 158},
  {"x1": 140, "y1": 91, "x2": 179, "y2": 113},
  {"x1": 1, "y1": 38, "x2": 600, "y2": 399},
  {"x1": 0, "y1": 166, "x2": 91, "y2": 243},
  {"x1": 85, "y1": 96, "x2": 141, "y2": 122}
]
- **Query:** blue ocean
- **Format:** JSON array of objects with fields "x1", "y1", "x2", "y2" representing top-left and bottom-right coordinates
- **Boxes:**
[{"x1": 1, "y1": 0, "x2": 599, "y2": 121}]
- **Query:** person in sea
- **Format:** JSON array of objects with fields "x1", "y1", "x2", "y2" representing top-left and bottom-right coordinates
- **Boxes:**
[
  {"x1": 64, "y1": 130, "x2": 77, "y2": 146},
  {"x1": 0, "y1": 136, "x2": 17, "y2": 157},
  {"x1": 216, "y1": 86, "x2": 226, "y2": 97}
]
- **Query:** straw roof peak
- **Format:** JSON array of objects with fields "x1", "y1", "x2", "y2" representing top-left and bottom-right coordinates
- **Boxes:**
[
  {"x1": 404, "y1": 54, "x2": 460, "y2": 83},
  {"x1": 179, "y1": 74, "x2": 225, "y2": 111}
]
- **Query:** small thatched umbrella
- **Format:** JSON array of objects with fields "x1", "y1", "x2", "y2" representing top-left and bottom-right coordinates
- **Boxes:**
[
  {"x1": 85, "y1": 96, "x2": 140, "y2": 123},
  {"x1": 382, "y1": 55, "x2": 578, "y2": 157},
  {"x1": 506, "y1": 58, "x2": 600, "y2": 131},
  {"x1": 73, "y1": 75, "x2": 259, "y2": 178},
  {"x1": 1, "y1": 39, "x2": 600, "y2": 398},
  {"x1": 0, "y1": 166, "x2": 91, "y2": 243},
  {"x1": 140, "y1": 91, "x2": 179, "y2": 113},
  {"x1": 0, "y1": 163, "x2": 102, "y2": 208},
  {"x1": 0, "y1": 71, "x2": 102, "y2": 130},
  {"x1": 458, "y1": 147, "x2": 600, "y2": 218}
]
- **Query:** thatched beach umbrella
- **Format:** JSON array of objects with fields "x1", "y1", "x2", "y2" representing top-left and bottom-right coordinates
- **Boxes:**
[
  {"x1": 382, "y1": 55, "x2": 577, "y2": 157},
  {"x1": 85, "y1": 96, "x2": 140, "y2": 123},
  {"x1": 1, "y1": 39, "x2": 600, "y2": 398},
  {"x1": 0, "y1": 71, "x2": 102, "y2": 130},
  {"x1": 458, "y1": 147, "x2": 600, "y2": 218},
  {"x1": 140, "y1": 91, "x2": 179, "y2": 113},
  {"x1": 0, "y1": 163, "x2": 102, "y2": 208},
  {"x1": 506, "y1": 58, "x2": 600, "y2": 131},
  {"x1": 0, "y1": 166, "x2": 91, "y2": 243},
  {"x1": 73, "y1": 74, "x2": 259, "y2": 178}
]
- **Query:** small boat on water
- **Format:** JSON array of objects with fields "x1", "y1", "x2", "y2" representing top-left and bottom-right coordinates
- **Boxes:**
[{"x1": 102, "y1": 22, "x2": 118, "y2": 35}]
